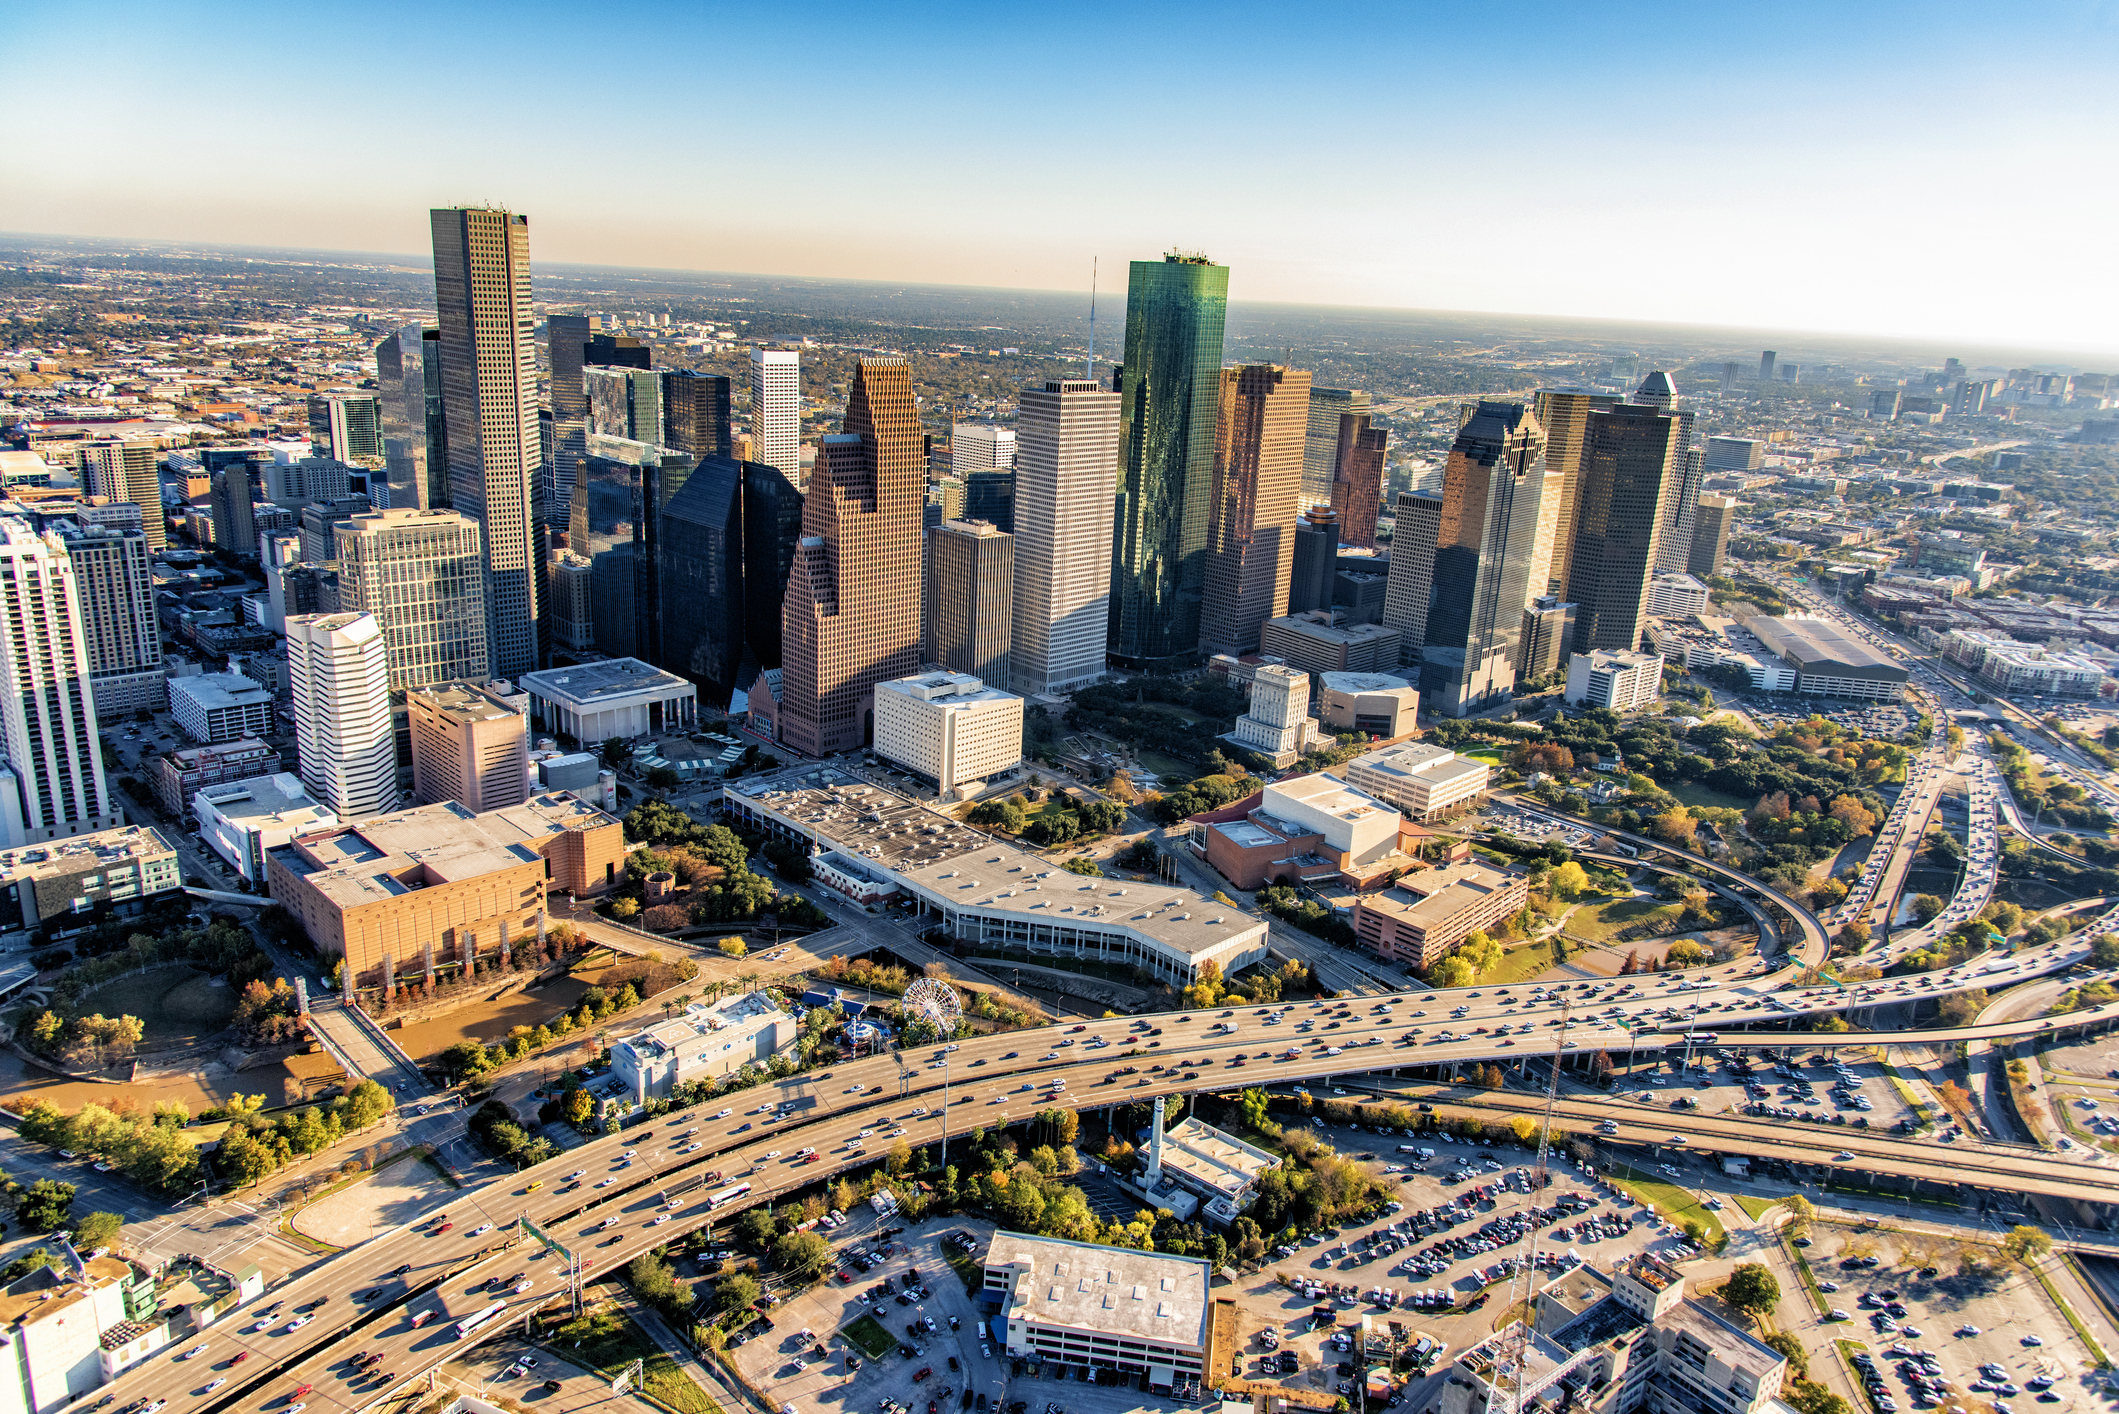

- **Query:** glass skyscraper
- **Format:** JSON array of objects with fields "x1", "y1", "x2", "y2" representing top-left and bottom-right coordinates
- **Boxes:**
[{"x1": 1107, "y1": 253, "x2": 1228, "y2": 671}]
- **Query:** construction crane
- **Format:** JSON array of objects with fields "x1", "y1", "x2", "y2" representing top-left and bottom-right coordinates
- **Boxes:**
[{"x1": 1495, "y1": 1000, "x2": 1572, "y2": 1414}]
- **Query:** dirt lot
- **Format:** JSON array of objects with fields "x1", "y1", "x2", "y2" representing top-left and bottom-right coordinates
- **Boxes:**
[{"x1": 292, "y1": 1149, "x2": 457, "y2": 1246}]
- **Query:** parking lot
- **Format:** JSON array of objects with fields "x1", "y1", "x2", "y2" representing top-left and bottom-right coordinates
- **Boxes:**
[{"x1": 1610, "y1": 1045, "x2": 1924, "y2": 1139}]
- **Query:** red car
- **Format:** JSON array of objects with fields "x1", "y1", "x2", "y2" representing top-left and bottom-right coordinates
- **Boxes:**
[
  {"x1": 230, "y1": 1354, "x2": 248, "y2": 1366},
  {"x1": 836, "y1": 1271, "x2": 854, "y2": 1284},
  {"x1": 292, "y1": 1385, "x2": 313, "y2": 1400},
  {"x1": 436, "y1": 1223, "x2": 453, "y2": 1233},
  {"x1": 913, "y1": 1369, "x2": 934, "y2": 1384}
]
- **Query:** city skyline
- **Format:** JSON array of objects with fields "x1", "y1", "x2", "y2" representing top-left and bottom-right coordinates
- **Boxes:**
[{"x1": 4, "y1": 1, "x2": 2115, "y2": 351}]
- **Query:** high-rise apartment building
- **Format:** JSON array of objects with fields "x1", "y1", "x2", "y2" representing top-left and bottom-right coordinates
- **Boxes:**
[
  {"x1": 1688, "y1": 494, "x2": 1737, "y2": 577},
  {"x1": 1565, "y1": 399, "x2": 1683, "y2": 654},
  {"x1": 376, "y1": 322, "x2": 447, "y2": 511},
  {"x1": 662, "y1": 371, "x2": 732, "y2": 462},
  {"x1": 1011, "y1": 378, "x2": 1120, "y2": 696},
  {"x1": 74, "y1": 440, "x2": 166, "y2": 550},
  {"x1": 408, "y1": 680, "x2": 530, "y2": 812},
  {"x1": 307, "y1": 393, "x2": 385, "y2": 469},
  {"x1": 209, "y1": 464, "x2": 257, "y2": 561},
  {"x1": 1530, "y1": 388, "x2": 1618, "y2": 597},
  {"x1": 332, "y1": 509, "x2": 490, "y2": 691},
  {"x1": 56, "y1": 520, "x2": 164, "y2": 715},
  {"x1": 749, "y1": 348, "x2": 802, "y2": 488},
  {"x1": 778, "y1": 357, "x2": 923, "y2": 756},
  {"x1": 1302, "y1": 387, "x2": 1370, "y2": 507},
  {"x1": 1421, "y1": 403, "x2": 1558, "y2": 718},
  {"x1": 1380, "y1": 491, "x2": 1443, "y2": 664},
  {"x1": 1199, "y1": 363, "x2": 1310, "y2": 656},
  {"x1": 287, "y1": 611, "x2": 399, "y2": 821},
  {"x1": 1329, "y1": 412, "x2": 1388, "y2": 549},
  {"x1": 431, "y1": 206, "x2": 542, "y2": 678},
  {"x1": 1108, "y1": 253, "x2": 1229, "y2": 670},
  {"x1": 925, "y1": 519, "x2": 1014, "y2": 689},
  {"x1": 0, "y1": 518, "x2": 119, "y2": 846}
]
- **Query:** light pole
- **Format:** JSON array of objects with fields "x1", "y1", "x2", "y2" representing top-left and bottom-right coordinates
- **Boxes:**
[{"x1": 939, "y1": 1055, "x2": 952, "y2": 1171}]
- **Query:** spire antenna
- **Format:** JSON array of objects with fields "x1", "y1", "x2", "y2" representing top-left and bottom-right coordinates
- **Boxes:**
[{"x1": 1086, "y1": 257, "x2": 1098, "y2": 382}]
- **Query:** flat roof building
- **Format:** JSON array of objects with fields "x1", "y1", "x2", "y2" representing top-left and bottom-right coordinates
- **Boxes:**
[
  {"x1": 408, "y1": 681, "x2": 530, "y2": 812},
  {"x1": 1351, "y1": 860, "x2": 1529, "y2": 969},
  {"x1": 0, "y1": 825, "x2": 181, "y2": 941},
  {"x1": 1344, "y1": 741, "x2": 1490, "y2": 821},
  {"x1": 610, "y1": 992, "x2": 796, "y2": 1104},
  {"x1": 983, "y1": 1231, "x2": 1212, "y2": 1389},
  {"x1": 1647, "y1": 573, "x2": 1710, "y2": 619},
  {"x1": 1744, "y1": 615, "x2": 1908, "y2": 701},
  {"x1": 1565, "y1": 649, "x2": 1665, "y2": 712},
  {"x1": 1258, "y1": 610, "x2": 1403, "y2": 675},
  {"x1": 150, "y1": 738, "x2": 279, "y2": 817},
  {"x1": 1315, "y1": 670, "x2": 1418, "y2": 739},
  {"x1": 194, "y1": 773, "x2": 337, "y2": 883},
  {"x1": 168, "y1": 673, "x2": 274, "y2": 745},
  {"x1": 872, "y1": 672, "x2": 1023, "y2": 799},
  {"x1": 519, "y1": 658, "x2": 697, "y2": 744}
]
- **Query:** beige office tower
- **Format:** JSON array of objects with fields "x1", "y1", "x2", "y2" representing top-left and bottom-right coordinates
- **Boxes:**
[
  {"x1": 924, "y1": 519, "x2": 1014, "y2": 688},
  {"x1": 950, "y1": 424, "x2": 1016, "y2": 477},
  {"x1": 74, "y1": 440, "x2": 166, "y2": 550},
  {"x1": 1688, "y1": 494, "x2": 1737, "y2": 577},
  {"x1": 1199, "y1": 364, "x2": 1312, "y2": 656},
  {"x1": 1303, "y1": 387, "x2": 1370, "y2": 507},
  {"x1": 408, "y1": 681, "x2": 529, "y2": 812},
  {"x1": 0, "y1": 518, "x2": 118, "y2": 846},
  {"x1": 1381, "y1": 491, "x2": 1443, "y2": 665},
  {"x1": 287, "y1": 611, "x2": 399, "y2": 821},
  {"x1": 1531, "y1": 388, "x2": 1618, "y2": 595},
  {"x1": 749, "y1": 348, "x2": 802, "y2": 489},
  {"x1": 332, "y1": 508, "x2": 490, "y2": 691},
  {"x1": 549, "y1": 552, "x2": 595, "y2": 652},
  {"x1": 431, "y1": 207, "x2": 541, "y2": 679},
  {"x1": 1010, "y1": 379, "x2": 1120, "y2": 696}
]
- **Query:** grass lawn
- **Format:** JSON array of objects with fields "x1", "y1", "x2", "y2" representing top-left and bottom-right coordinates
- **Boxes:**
[
  {"x1": 941, "y1": 1247, "x2": 985, "y2": 1295},
  {"x1": 81, "y1": 965, "x2": 236, "y2": 1045},
  {"x1": 1603, "y1": 1161, "x2": 1725, "y2": 1244},
  {"x1": 1136, "y1": 702, "x2": 1213, "y2": 727},
  {"x1": 1565, "y1": 897, "x2": 1683, "y2": 944},
  {"x1": 1733, "y1": 1194, "x2": 1781, "y2": 1220},
  {"x1": 840, "y1": 1313, "x2": 898, "y2": 1359},
  {"x1": 1479, "y1": 941, "x2": 1561, "y2": 986},
  {"x1": 1133, "y1": 750, "x2": 1201, "y2": 783},
  {"x1": 1665, "y1": 781, "x2": 1754, "y2": 813},
  {"x1": 547, "y1": 1308, "x2": 724, "y2": 1414}
]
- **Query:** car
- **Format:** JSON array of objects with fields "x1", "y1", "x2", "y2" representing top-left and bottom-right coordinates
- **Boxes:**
[
  {"x1": 470, "y1": 1223, "x2": 493, "y2": 1237},
  {"x1": 393, "y1": 1264, "x2": 413, "y2": 1276},
  {"x1": 914, "y1": 1369, "x2": 934, "y2": 1383},
  {"x1": 231, "y1": 1353, "x2": 248, "y2": 1365},
  {"x1": 436, "y1": 1222, "x2": 453, "y2": 1233},
  {"x1": 204, "y1": 1381, "x2": 226, "y2": 1394},
  {"x1": 1957, "y1": 1325, "x2": 1980, "y2": 1337},
  {"x1": 2021, "y1": 1335, "x2": 2044, "y2": 1347},
  {"x1": 181, "y1": 1345, "x2": 208, "y2": 1360},
  {"x1": 292, "y1": 1385, "x2": 313, "y2": 1400},
  {"x1": 285, "y1": 1316, "x2": 311, "y2": 1332},
  {"x1": 544, "y1": 1382, "x2": 563, "y2": 1394}
]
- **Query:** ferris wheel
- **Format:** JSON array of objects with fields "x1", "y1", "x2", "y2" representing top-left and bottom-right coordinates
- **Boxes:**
[{"x1": 902, "y1": 977, "x2": 963, "y2": 1033}]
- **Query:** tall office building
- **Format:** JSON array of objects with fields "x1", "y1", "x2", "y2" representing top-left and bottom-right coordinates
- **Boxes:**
[
  {"x1": 1380, "y1": 491, "x2": 1443, "y2": 665},
  {"x1": 287, "y1": 611, "x2": 399, "y2": 821},
  {"x1": 307, "y1": 393, "x2": 385, "y2": 469},
  {"x1": 1530, "y1": 388, "x2": 1618, "y2": 596},
  {"x1": 662, "y1": 371, "x2": 733, "y2": 462},
  {"x1": 586, "y1": 366, "x2": 663, "y2": 445},
  {"x1": 376, "y1": 322, "x2": 447, "y2": 511},
  {"x1": 586, "y1": 332, "x2": 649, "y2": 371},
  {"x1": 1565, "y1": 398, "x2": 1684, "y2": 654},
  {"x1": 1419, "y1": 403, "x2": 1558, "y2": 718},
  {"x1": 963, "y1": 469, "x2": 1015, "y2": 534},
  {"x1": 1658, "y1": 445, "x2": 1705, "y2": 576},
  {"x1": 1519, "y1": 595, "x2": 1579, "y2": 679},
  {"x1": 1011, "y1": 378, "x2": 1120, "y2": 696},
  {"x1": 209, "y1": 464, "x2": 257, "y2": 561},
  {"x1": 407, "y1": 680, "x2": 529, "y2": 812},
  {"x1": 1705, "y1": 436, "x2": 1764, "y2": 472},
  {"x1": 1289, "y1": 506, "x2": 1338, "y2": 614},
  {"x1": 925, "y1": 519, "x2": 1014, "y2": 689},
  {"x1": 749, "y1": 348, "x2": 802, "y2": 488},
  {"x1": 1199, "y1": 363, "x2": 1310, "y2": 656},
  {"x1": 778, "y1": 357, "x2": 923, "y2": 755},
  {"x1": 1303, "y1": 388, "x2": 1370, "y2": 507},
  {"x1": 743, "y1": 459, "x2": 804, "y2": 673},
  {"x1": 1688, "y1": 494, "x2": 1737, "y2": 577},
  {"x1": 658, "y1": 455, "x2": 748, "y2": 705},
  {"x1": 75, "y1": 441, "x2": 166, "y2": 550},
  {"x1": 1758, "y1": 350, "x2": 1777, "y2": 382},
  {"x1": 56, "y1": 521, "x2": 164, "y2": 716},
  {"x1": 1329, "y1": 412, "x2": 1388, "y2": 549},
  {"x1": 431, "y1": 205, "x2": 541, "y2": 679},
  {"x1": 545, "y1": 314, "x2": 593, "y2": 525},
  {"x1": 951, "y1": 424, "x2": 1017, "y2": 478},
  {"x1": 627, "y1": 444, "x2": 697, "y2": 669},
  {"x1": 1108, "y1": 253, "x2": 1229, "y2": 670},
  {"x1": 332, "y1": 509, "x2": 491, "y2": 691},
  {"x1": 549, "y1": 552, "x2": 594, "y2": 653},
  {"x1": 0, "y1": 519, "x2": 118, "y2": 846}
]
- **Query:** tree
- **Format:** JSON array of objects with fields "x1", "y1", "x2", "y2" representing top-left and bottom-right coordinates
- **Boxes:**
[
  {"x1": 1650, "y1": 807, "x2": 1697, "y2": 849},
  {"x1": 2001, "y1": 1225, "x2": 2053, "y2": 1265},
  {"x1": 561, "y1": 1088, "x2": 594, "y2": 1125},
  {"x1": 1827, "y1": 795, "x2": 1877, "y2": 837},
  {"x1": 1548, "y1": 861, "x2": 1592, "y2": 901},
  {"x1": 1664, "y1": 939, "x2": 1708, "y2": 968},
  {"x1": 1910, "y1": 894, "x2": 1946, "y2": 924},
  {"x1": 733, "y1": 1207, "x2": 778, "y2": 1251},
  {"x1": 70, "y1": 1211, "x2": 123, "y2": 1250},
  {"x1": 774, "y1": 1230, "x2": 837, "y2": 1284},
  {"x1": 438, "y1": 1040, "x2": 495, "y2": 1081},
  {"x1": 715, "y1": 1270, "x2": 761, "y2": 1314},
  {"x1": 1782, "y1": 1193, "x2": 1815, "y2": 1235},
  {"x1": 1720, "y1": 1263, "x2": 1780, "y2": 1321},
  {"x1": 16, "y1": 1180, "x2": 74, "y2": 1233}
]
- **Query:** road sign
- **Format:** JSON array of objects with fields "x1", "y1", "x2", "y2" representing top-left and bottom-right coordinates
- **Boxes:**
[
  {"x1": 522, "y1": 1215, "x2": 574, "y2": 1264},
  {"x1": 611, "y1": 1358, "x2": 643, "y2": 1396}
]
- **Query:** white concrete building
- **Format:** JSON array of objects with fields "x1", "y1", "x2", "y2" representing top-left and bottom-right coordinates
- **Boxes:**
[
  {"x1": 1344, "y1": 741, "x2": 1491, "y2": 821},
  {"x1": 982, "y1": 1231, "x2": 1210, "y2": 1388},
  {"x1": 518, "y1": 658, "x2": 697, "y2": 744},
  {"x1": 0, "y1": 519, "x2": 120, "y2": 847},
  {"x1": 1010, "y1": 380, "x2": 1121, "y2": 696},
  {"x1": 872, "y1": 671, "x2": 1023, "y2": 798},
  {"x1": 1565, "y1": 650, "x2": 1665, "y2": 711},
  {"x1": 1228, "y1": 663, "x2": 1324, "y2": 767},
  {"x1": 748, "y1": 348, "x2": 802, "y2": 488},
  {"x1": 1316, "y1": 671, "x2": 1419, "y2": 738},
  {"x1": 0, "y1": 1255, "x2": 163, "y2": 1414},
  {"x1": 169, "y1": 674, "x2": 275, "y2": 745},
  {"x1": 286, "y1": 611, "x2": 400, "y2": 821},
  {"x1": 1647, "y1": 572, "x2": 1711, "y2": 619},
  {"x1": 194, "y1": 773, "x2": 337, "y2": 883},
  {"x1": 951, "y1": 423, "x2": 1017, "y2": 476},
  {"x1": 1259, "y1": 773, "x2": 1401, "y2": 865},
  {"x1": 1972, "y1": 644, "x2": 2106, "y2": 697},
  {"x1": 610, "y1": 992, "x2": 795, "y2": 1103}
]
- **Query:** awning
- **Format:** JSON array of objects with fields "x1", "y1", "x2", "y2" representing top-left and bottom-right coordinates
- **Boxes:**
[{"x1": 1150, "y1": 1366, "x2": 1175, "y2": 1387}]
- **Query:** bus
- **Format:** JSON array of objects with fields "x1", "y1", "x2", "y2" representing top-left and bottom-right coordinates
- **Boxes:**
[
  {"x1": 455, "y1": 1302, "x2": 507, "y2": 1340},
  {"x1": 706, "y1": 1183, "x2": 753, "y2": 1211}
]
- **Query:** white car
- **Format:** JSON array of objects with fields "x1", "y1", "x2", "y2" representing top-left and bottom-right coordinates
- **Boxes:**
[
  {"x1": 568, "y1": 1169, "x2": 587, "y2": 1180},
  {"x1": 764, "y1": 1150, "x2": 781, "y2": 1159},
  {"x1": 653, "y1": 1214, "x2": 671, "y2": 1225},
  {"x1": 471, "y1": 1223, "x2": 493, "y2": 1237},
  {"x1": 205, "y1": 1380, "x2": 226, "y2": 1393},
  {"x1": 622, "y1": 1149, "x2": 638, "y2": 1160},
  {"x1": 181, "y1": 1344, "x2": 207, "y2": 1360},
  {"x1": 717, "y1": 1108, "x2": 733, "y2": 1118},
  {"x1": 284, "y1": 1316, "x2": 310, "y2": 1331}
]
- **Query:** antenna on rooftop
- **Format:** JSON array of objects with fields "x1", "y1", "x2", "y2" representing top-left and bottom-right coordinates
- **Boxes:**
[{"x1": 1086, "y1": 257, "x2": 1097, "y2": 382}]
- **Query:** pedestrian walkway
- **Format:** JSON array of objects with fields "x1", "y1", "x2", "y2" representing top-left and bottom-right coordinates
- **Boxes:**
[{"x1": 611, "y1": 1287, "x2": 761, "y2": 1414}]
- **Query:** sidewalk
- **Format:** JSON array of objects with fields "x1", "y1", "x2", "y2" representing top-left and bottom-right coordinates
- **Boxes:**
[{"x1": 612, "y1": 1287, "x2": 768, "y2": 1414}]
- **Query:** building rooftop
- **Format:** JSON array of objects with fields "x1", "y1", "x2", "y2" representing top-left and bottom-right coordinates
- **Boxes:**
[
  {"x1": 1153, "y1": 1116, "x2": 1277, "y2": 1199},
  {"x1": 169, "y1": 673, "x2": 273, "y2": 710},
  {"x1": 1649, "y1": 1298, "x2": 1786, "y2": 1385},
  {"x1": 1745, "y1": 615, "x2": 1908, "y2": 682},
  {"x1": 1319, "y1": 671, "x2": 1416, "y2": 694},
  {"x1": 985, "y1": 1230, "x2": 1210, "y2": 1347},
  {"x1": 271, "y1": 795, "x2": 617, "y2": 908},
  {"x1": 1265, "y1": 773, "x2": 1397, "y2": 829},
  {"x1": 1267, "y1": 611, "x2": 1400, "y2": 648},
  {"x1": 0, "y1": 825, "x2": 174, "y2": 882},
  {"x1": 195, "y1": 773, "x2": 334, "y2": 829},
  {"x1": 1349, "y1": 742, "x2": 1487, "y2": 791},
  {"x1": 0, "y1": 1255, "x2": 132, "y2": 1331},
  {"x1": 519, "y1": 658, "x2": 692, "y2": 706},
  {"x1": 878, "y1": 671, "x2": 1019, "y2": 706},
  {"x1": 409, "y1": 680, "x2": 525, "y2": 724},
  {"x1": 1365, "y1": 861, "x2": 1521, "y2": 926},
  {"x1": 617, "y1": 992, "x2": 788, "y2": 1062}
]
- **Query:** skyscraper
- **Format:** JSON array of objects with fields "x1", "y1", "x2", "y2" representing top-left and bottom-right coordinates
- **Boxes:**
[
  {"x1": 1565, "y1": 399, "x2": 1684, "y2": 654},
  {"x1": 286, "y1": 611, "x2": 399, "y2": 821},
  {"x1": 74, "y1": 441, "x2": 166, "y2": 550},
  {"x1": 1688, "y1": 494, "x2": 1737, "y2": 577},
  {"x1": 1199, "y1": 363, "x2": 1310, "y2": 656},
  {"x1": 658, "y1": 455, "x2": 747, "y2": 704},
  {"x1": 1108, "y1": 253, "x2": 1228, "y2": 670},
  {"x1": 951, "y1": 424, "x2": 1017, "y2": 479},
  {"x1": 778, "y1": 357, "x2": 923, "y2": 755},
  {"x1": 1380, "y1": 491, "x2": 1443, "y2": 666},
  {"x1": 0, "y1": 519, "x2": 118, "y2": 846},
  {"x1": 1289, "y1": 506, "x2": 1338, "y2": 615},
  {"x1": 586, "y1": 366, "x2": 664, "y2": 445},
  {"x1": 1420, "y1": 403, "x2": 1557, "y2": 718},
  {"x1": 1758, "y1": 350, "x2": 1777, "y2": 382},
  {"x1": 1302, "y1": 387, "x2": 1370, "y2": 508},
  {"x1": 662, "y1": 371, "x2": 733, "y2": 462},
  {"x1": 53, "y1": 519, "x2": 164, "y2": 716},
  {"x1": 1658, "y1": 445, "x2": 1705, "y2": 576},
  {"x1": 627, "y1": 444, "x2": 696, "y2": 669},
  {"x1": 431, "y1": 205, "x2": 541, "y2": 678},
  {"x1": 1530, "y1": 388, "x2": 1619, "y2": 597},
  {"x1": 307, "y1": 393, "x2": 385, "y2": 468},
  {"x1": 407, "y1": 680, "x2": 529, "y2": 812},
  {"x1": 1329, "y1": 412, "x2": 1388, "y2": 549},
  {"x1": 209, "y1": 464, "x2": 257, "y2": 561},
  {"x1": 749, "y1": 348, "x2": 801, "y2": 488},
  {"x1": 332, "y1": 509, "x2": 491, "y2": 691},
  {"x1": 925, "y1": 519, "x2": 1014, "y2": 689},
  {"x1": 1011, "y1": 378, "x2": 1120, "y2": 697},
  {"x1": 376, "y1": 322, "x2": 447, "y2": 511},
  {"x1": 743, "y1": 459, "x2": 804, "y2": 674}
]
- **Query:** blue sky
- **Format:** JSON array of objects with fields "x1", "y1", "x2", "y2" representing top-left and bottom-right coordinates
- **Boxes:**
[{"x1": 7, "y1": 0, "x2": 2117, "y2": 351}]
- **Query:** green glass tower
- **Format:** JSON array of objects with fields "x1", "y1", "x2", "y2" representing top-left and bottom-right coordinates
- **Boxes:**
[{"x1": 1107, "y1": 253, "x2": 1228, "y2": 671}]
